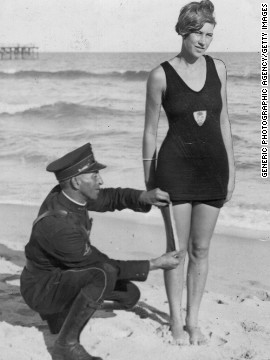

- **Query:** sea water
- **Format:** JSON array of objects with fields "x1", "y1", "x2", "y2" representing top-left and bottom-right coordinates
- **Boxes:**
[{"x1": 0, "y1": 52, "x2": 268, "y2": 235}]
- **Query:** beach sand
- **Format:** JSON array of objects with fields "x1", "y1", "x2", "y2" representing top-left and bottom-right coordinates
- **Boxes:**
[{"x1": 0, "y1": 203, "x2": 270, "y2": 360}]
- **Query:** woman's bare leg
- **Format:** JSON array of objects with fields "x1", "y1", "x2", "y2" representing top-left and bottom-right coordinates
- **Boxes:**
[
  {"x1": 161, "y1": 203, "x2": 192, "y2": 344},
  {"x1": 186, "y1": 203, "x2": 220, "y2": 345}
]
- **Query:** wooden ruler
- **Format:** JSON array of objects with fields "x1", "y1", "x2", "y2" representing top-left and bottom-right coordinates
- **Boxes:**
[{"x1": 168, "y1": 202, "x2": 180, "y2": 251}]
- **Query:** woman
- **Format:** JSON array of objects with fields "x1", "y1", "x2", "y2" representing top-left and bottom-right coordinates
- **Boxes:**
[{"x1": 142, "y1": 0, "x2": 235, "y2": 345}]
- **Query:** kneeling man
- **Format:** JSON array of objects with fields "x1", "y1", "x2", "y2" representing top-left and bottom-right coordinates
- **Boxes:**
[{"x1": 20, "y1": 143, "x2": 179, "y2": 360}]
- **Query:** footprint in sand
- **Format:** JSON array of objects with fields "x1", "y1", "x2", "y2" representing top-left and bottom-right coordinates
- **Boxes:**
[
  {"x1": 208, "y1": 332, "x2": 228, "y2": 346},
  {"x1": 216, "y1": 299, "x2": 229, "y2": 305},
  {"x1": 232, "y1": 295, "x2": 250, "y2": 303},
  {"x1": 156, "y1": 324, "x2": 183, "y2": 345},
  {"x1": 106, "y1": 327, "x2": 133, "y2": 338},
  {"x1": 234, "y1": 290, "x2": 270, "y2": 302},
  {"x1": 254, "y1": 290, "x2": 270, "y2": 301},
  {"x1": 243, "y1": 281, "x2": 270, "y2": 301},
  {"x1": 240, "y1": 320, "x2": 266, "y2": 333},
  {"x1": 92, "y1": 321, "x2": 133, "y2": 339},
  {"x1": 239, "y1": 349, "x2": 257, "y2": 359}
]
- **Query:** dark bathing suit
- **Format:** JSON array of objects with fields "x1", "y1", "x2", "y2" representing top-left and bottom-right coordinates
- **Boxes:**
[{"x1": 156, "y1": 55, "x2": 229, "y2": 208}]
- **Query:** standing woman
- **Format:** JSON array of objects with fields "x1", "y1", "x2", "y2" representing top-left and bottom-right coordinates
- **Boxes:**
[{"x1": 142, "y1": 0, "x2": 235, "y2": 345}]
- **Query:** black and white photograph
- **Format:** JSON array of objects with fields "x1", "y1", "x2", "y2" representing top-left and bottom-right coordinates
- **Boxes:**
[{"x1": 0, "y1": 1, "x2": 269, "y2": 359}]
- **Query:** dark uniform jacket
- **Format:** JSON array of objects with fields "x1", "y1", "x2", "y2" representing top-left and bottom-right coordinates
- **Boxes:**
[{"x1": 20, "y1": 186, "x2": 151, "y2": 310}]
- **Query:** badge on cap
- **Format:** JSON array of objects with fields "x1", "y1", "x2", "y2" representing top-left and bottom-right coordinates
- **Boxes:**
[{"x1": 193, "y1": 110, "x2": 207, "y2": 126}]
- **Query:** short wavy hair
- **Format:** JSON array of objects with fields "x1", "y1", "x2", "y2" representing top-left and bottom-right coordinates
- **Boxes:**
[{"x1": 175, "y1": 0, "x2": 216, "y2": 38}]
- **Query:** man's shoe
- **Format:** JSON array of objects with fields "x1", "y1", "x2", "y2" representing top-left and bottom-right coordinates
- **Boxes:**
[
  {"x1": 51, "y1": 290, "x2": 103, "y2": 360},
  {"x1": 51, "y1": 341, "x2": 102, "y2": 360}
]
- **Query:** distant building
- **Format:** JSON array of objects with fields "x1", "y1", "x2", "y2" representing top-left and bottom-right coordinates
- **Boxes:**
[{"x1": 0, "y1": 44, "x2": 39, "y2": 60}]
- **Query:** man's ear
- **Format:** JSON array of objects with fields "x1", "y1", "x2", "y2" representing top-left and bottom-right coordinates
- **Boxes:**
[{"x1": 70, "y1": 176, "x2": 80, "y2": 190}]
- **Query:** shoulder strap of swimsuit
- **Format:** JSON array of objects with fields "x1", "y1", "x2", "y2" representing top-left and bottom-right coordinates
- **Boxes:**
[
  {"x1": 160, "y1": 61, "x2": 172, "y2": 73},
  {"x1": 204, "y1": 55, "x2": 222, "y2": 84}
]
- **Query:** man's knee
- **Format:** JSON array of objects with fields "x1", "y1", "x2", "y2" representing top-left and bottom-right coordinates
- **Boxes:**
[
  {"x1": 102, "y1": 263, "x2": 118, "y2": 294},
  {"x1": 114, "y1": 281, "x2": 141, "y2": 309},
  {"x1": 123, "y1": 282, "x2": 141, "y2": 309},
  {"x1": 82, "y1": 264, "x2": 118, "y2": 301}
]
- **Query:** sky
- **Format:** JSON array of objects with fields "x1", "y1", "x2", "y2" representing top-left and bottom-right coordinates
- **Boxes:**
[{"x1": 0, "y1": 0, "x2": 262, "y2": 52}]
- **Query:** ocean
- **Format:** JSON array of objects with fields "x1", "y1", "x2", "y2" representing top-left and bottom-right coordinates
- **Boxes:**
[{"x1": 0, "y1": 52, "x2": 269, "y2": 237}]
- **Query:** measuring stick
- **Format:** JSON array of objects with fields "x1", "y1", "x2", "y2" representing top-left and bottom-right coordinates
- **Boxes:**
[{"x1": 168, "y1": 202, "x2": 180, "y2": 251}]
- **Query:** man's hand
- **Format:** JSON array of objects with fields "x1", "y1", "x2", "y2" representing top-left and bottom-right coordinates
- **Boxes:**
[
  {"x1": 139, "y1": 188, "x2": 170, "y2": 207},
  {"x1": 149, "y1": 251, "x2": 180, "y2": 270}
]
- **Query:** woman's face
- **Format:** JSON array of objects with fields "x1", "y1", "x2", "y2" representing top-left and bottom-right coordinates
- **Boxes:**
[{"x1": 183, "y1": 22, "x2": 214, "y2": 58}]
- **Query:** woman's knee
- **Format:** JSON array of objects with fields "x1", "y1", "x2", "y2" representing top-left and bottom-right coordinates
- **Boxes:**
[{"x1": 188, "y1": 242, "x2": 210, "y2": 261}]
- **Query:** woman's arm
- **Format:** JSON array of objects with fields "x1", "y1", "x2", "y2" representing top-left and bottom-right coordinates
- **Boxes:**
[
  {"x1": 143, "y1": 66, "x2": 166, "y2": 190},
  {"x1": 214, "y1": 59, "x2": 236, "y2": 202}
]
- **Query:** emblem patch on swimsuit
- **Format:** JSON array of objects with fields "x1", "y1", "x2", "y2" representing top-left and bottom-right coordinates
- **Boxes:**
[{"x1": 193, "y1": 110, "x2": 207, "y2": 126}]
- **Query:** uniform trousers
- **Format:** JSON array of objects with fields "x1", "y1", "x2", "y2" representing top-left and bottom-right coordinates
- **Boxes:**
[{"x1": 37, "y1": 264, "x2": 140, "y2": 319}]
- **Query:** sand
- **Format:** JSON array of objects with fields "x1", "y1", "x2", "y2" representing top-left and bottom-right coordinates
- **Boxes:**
[{"x1": 0, "y1": 203, "x2": 270, "y2": 360}]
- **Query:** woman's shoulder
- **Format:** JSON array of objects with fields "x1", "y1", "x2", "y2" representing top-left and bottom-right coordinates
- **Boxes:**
[
  {"x1": 208, "y1": 56, "x2": 226, "y2": 72},
  {"x1": 149, "y1": 64, "x2": 167, "y2": 78},
  {"x1": 147, "y1": 64, "x2": 167, "y2": 89},
  {"x1": 208, "y1": 56, "x2": 227, "y2": 80}
]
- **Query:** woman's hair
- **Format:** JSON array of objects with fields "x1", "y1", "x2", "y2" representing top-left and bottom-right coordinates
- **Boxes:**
[{"x1": 175, "y1": 0, "x2": 216, "y2": 37}]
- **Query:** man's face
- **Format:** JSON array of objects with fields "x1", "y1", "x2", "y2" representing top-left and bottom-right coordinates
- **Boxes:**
[{"x1": 77, "y1": 171, "x2": 103, "y2": 201}]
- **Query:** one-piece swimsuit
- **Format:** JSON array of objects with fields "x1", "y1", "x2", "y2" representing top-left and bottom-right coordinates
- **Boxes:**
[{"x1": 156, "y1": 55, "x2": 229, "y2": 201}]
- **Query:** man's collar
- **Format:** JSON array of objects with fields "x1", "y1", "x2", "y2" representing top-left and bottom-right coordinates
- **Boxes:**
[{"x1": 62, "y1": 190, "x2": 87, "y2": 206}]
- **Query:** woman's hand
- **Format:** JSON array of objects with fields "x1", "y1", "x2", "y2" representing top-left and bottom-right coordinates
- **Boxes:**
[{"x1": 225, "y1": 178, "x2": 235, "y2": 203}]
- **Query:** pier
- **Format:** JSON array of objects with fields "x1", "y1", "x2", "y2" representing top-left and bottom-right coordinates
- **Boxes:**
[{"x1": 0, "y1": 44, "x2": 39, "y2": 60}]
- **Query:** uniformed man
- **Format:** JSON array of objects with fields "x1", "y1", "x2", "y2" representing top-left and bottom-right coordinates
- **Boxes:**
[{"x1": 20, "y1": 143, "x2": 179, "y2": 360}]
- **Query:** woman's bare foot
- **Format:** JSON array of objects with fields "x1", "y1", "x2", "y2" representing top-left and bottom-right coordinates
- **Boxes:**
[
  {"x1": 170, "y1": 321, "x2": 189, "y2": 345},
  {"x1": 184, "y1": 325, "x2": 208, "y2": 345}
]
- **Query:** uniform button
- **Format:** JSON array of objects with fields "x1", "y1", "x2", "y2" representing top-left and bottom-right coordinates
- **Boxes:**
[{"x1": 136, "y1": 273, "x2": 139, "y2": 276}]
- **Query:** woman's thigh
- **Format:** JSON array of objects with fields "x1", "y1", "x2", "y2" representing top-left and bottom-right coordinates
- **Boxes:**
[
  {"x1": 161, "y1": 203, "x2": 192, "y2": 252},
  {"x1": 190, "y1": 203, "x2": 220, "y2": 249}
]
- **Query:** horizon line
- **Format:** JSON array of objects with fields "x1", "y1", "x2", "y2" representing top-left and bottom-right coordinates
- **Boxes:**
[{"x1": 35, "y1": 50, "x2": 259, "y2": 53}]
